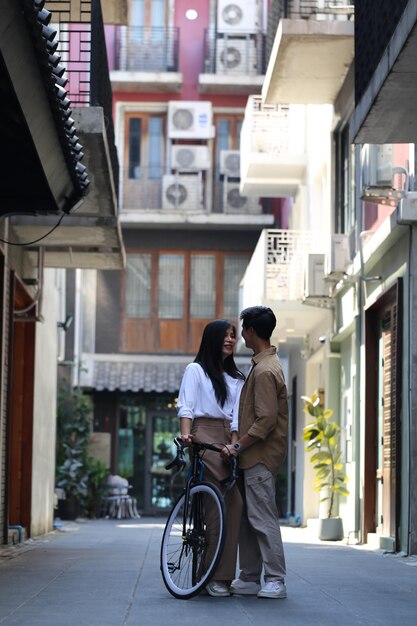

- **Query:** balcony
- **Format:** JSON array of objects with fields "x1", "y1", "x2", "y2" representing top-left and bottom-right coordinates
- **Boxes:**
[
  {"x1": 240, "y1": 96, "x2": 307, "y2": 198},
  {"x1": 9, "y1": 0, "x2": 124, "y2": 270},
  {"x1": 199, "y1": 30, "x2": 265, "y2": 95},
  {"x1": 119, "y1": 169, "x2": 274, "y2": 229},
  {"x1": 109, "y1": 26, "x2": 182, "y2": 93},
  {"x1": 263, "y1": 0, "x2": 355, "y2": 105},
  {"x1": 240, "y1": 229, "x2": 331, "y2": 345}
]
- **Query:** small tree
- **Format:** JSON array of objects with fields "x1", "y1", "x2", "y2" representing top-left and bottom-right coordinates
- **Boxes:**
[
  {"x1": 302, "y1": 392, "x2": 349, "y2": 518},
  {"x1": 56, "y1": 386, "x2": 92, "y2": 512},
  {"x1": 85, "y1": 457, "x2": 109, "y2": 518}
]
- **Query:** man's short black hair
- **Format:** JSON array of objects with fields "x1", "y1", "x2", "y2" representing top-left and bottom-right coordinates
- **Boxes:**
[{"x1": 240, "y1": 306, "x2": 276, "y2": 341}]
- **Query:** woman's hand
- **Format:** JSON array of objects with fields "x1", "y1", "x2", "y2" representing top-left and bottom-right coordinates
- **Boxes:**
[{"x1": 179, "y1": 433, "x2": 193, "y2": 447}]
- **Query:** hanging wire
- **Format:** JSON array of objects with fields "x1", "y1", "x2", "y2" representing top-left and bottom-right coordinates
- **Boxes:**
[{"x1": 0, "y1": 213, "x2": 66, "y2": 246}]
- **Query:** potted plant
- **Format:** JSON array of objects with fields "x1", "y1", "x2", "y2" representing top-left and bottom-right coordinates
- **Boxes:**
[
  {"x1": 56, "y1": 386, "x2": 92, "y2": 519},
  {"x1": 85, "y1": 457, "x2": 109, "y2": 518},
  {"x1": 302, "y1": 391, "x2": 349, "y2": 540}
]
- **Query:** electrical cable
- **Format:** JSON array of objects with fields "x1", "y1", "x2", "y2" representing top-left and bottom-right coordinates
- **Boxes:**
[{"x1": 0, "y1": 212, "x2": 66, "y2": 246}]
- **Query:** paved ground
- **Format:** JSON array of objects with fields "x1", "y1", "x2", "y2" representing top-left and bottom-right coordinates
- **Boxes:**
[{"x1": 0, "y1": 517, "x2": 416, "y2": 626}]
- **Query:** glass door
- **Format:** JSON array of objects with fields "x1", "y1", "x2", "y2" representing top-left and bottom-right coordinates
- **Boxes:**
[{"x1": 145, "y1": 412, "x2": 184, "y2": 513}]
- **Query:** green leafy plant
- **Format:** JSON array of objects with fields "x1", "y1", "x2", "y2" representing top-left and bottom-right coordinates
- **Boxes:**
[
  {"x1": 302, "y1": 392, "x2": 349, "y2": 519},
  {"x1": 56, "y1": 386, "x2": 92, "y2": 512},
  {"x1": 85, "y1": 457, "x2": 109, "y2": 518}
]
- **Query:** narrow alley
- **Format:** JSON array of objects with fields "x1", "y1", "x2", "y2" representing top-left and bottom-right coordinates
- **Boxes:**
[{"x1": 0, "y1": 518, "x2": 416, "y2": 626}]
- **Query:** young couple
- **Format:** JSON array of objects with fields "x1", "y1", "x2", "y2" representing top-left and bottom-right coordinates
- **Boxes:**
[{"x1": 177, "y1": 306, "x2": 289, "y2": 600}]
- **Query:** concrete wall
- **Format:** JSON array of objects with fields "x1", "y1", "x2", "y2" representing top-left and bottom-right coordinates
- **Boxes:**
[
  {"x1": 338, "y1": 332, "x2": 358, "y2": 540},
  {"x1": 31, "y1": 269, "x2": 59, "y2": 538}
]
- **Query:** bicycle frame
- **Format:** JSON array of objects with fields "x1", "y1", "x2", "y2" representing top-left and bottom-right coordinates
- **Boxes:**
[{"x1": 161, "y1": 437, "x2": 238, "y2": 598}]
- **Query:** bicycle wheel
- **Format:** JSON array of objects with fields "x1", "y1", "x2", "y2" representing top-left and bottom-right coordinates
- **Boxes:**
[{"x1": 160, "y1": 482, "x2": 226, "y2": 599}]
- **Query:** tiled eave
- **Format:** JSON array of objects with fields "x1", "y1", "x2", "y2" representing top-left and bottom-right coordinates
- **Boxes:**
[
  {"x1": 80, "y1": 354, "x2": 252, "y2": 393},
  {"x1": 0, "y1": 1, "x2": 88, "y2": 217}
]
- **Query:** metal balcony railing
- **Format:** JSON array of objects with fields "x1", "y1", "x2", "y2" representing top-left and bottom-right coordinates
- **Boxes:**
[
  {"x1": 121, "y1": 167, "x2": 164, "y2": 210},
  {"x1": 120, "y1": 169, "x2": 264, "y2": 216},
  {"x1": 50, "y1": 0, "x2": 119, "y2": 194},
  {"x1": 284, "y1": 0, "x2": 355, "y2": 20},
  {"x1": 241, "y1": 229, "x2": 326, "y2": 305},
  {"x1": 112, "y1": 26, "x2": 180, "y2": 72},
  {"x1": 203, "y1": 29, "x2": 266, "y2": 75}
]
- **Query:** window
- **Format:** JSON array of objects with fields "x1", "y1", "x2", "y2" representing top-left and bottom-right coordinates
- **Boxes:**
[
  {"x1": 125, "y1": 254, "x2": 151, "y2": 317},
  {"x1": 334, "y1": 123, "x2": 355, "y2": 233},
  {"x1": 158, "y1": 254, "x2": 184, "y2": 319},
  {"x1": 223, "y1": 255, "x2": 248, "y2": 318},
  {"x1": 148, "y1": 117, "x2": 163, "y2": 179},
  {"x1": 123, "y1": 251, "x2": 249, "y2": 352},
  {"x1": 128, "y1": 118, "x2": 141, "y2": 179},
  {"x1": 190, "y1": 255, "x2": 216, "y2": 318},
  {"x1": 126, "y1": 114, "x2": 164, "y2": 180},
  {"x1": 131, "y1": 0, "x2": 166, "y2": 27},
  {"x1": 214, "y1": 116, "x2": 243, "y2": 174}
]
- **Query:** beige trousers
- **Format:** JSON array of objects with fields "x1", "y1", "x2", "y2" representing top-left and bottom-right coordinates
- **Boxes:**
[
  {"x1": 238, "y1": 463, "x2": 286, "y2": 582},
  {"x1": 191, "y1": 417, "x2": 243, "y2": 582}
]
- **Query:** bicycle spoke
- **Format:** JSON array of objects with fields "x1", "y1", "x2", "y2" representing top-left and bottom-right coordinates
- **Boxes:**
[{"x1": 160, "y1": 483, "x2": 225, "y2": 599}]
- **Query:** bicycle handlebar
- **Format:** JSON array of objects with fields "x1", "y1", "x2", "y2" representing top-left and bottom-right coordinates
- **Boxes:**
[{"x1": 165, "y1": 436, "x2": 239, "y2": 492}]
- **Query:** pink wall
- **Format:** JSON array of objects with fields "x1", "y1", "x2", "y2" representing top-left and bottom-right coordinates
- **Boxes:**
[
  {"x1": 105, "y1": 25, "x2": 116, "y2": 71},
  {"x1": 174, "y1": 0, "x2": 209, "y2": 100},
  {"x1": 110, "y1": 0, "x2": 249, "y2": 109}
]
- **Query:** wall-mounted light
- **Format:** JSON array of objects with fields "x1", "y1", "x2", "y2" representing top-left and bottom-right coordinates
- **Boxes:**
[
  {"x1": 57, "y1": 314, "x2": 73, "y2": 332},
  {"x1": 186, "y1": 9, "x2": 198, "y2": 20}
]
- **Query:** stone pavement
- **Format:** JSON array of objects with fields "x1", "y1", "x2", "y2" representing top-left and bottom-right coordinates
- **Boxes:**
[{"x1": 0, "y1": 517, "x2": 416, "y2": 626}]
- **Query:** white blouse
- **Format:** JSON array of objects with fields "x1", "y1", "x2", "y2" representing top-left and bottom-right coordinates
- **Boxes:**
[{"x1": 177, "y1": 362, "x2": 243, "y2": 431}]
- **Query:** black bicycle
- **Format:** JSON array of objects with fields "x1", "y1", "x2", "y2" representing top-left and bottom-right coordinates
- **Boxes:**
[{"x1": 160, "y1": 437, "x2": 238, "y2": 599}]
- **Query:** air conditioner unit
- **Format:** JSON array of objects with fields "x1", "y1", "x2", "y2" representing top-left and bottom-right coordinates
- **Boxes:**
[
  {"x1": 326, "y1": 234, "x2": 350, "y2": 275},
  {"x1": 217, "y1": 0, "x2": 261, "y2": 33},
  {"x1": 223, "y1": 184, "x2": 261, "y2": 214},
  {"x1": 216, "y1": 37, "x2": 257, "y2": 75},
  {"x1": 304, "y1": 254, "x2": 327, "y2": 298},
  {"x1": 368, "y1": 144, "x2": 394, "y2": 186},
  {"x1": 220, "y1": 150, "x2": 240, "y2": 177},
  {"x1": 168, "y1": 101, "x2": 213, "y2": 140},
  {"x1": 162, "y1": 175, "x2": 201, "y2": 211},
  {"x1": 171, "y1": 145, "x2": 211, "y2": 171}
]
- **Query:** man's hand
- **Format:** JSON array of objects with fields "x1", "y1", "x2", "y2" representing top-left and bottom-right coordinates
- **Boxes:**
[
  {"x1": 220, "y1": 444, "x2": 238, "y2": 460},
  {"x1": 179, "y1": 433, "x2": 193, "y2": 447}
]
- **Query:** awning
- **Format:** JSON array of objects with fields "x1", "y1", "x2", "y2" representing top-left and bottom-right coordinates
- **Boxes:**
[{"x1": 80, "y1": 353, "x2": 252, "y2": 393}]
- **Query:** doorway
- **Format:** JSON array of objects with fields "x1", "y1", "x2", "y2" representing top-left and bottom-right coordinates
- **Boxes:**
[
  {"x1": 117, "y1": 394, "x2": 183, "y2": 515},
  {"x1": 364, "y1": 280, "x2": 402, "y2": 550},
  {"x1": 145, "y1": 412, "x2": 183, "y2": 513},
  {"x1": 7, "y1": 272, "x2": 36, "y2": 537}
]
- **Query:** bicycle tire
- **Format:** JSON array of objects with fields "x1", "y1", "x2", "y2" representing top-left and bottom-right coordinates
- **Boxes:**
[{"x1": 160, "y1": 482, "x2": 226, "y2": 599}]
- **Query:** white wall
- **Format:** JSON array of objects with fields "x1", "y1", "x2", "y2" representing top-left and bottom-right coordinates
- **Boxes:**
[{"x1": 31, "y1": 269, "x2": 60, "y2": 537}]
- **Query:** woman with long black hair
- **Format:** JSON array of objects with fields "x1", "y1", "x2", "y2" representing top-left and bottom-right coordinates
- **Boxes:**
[{"x1": 177, "y1": 319, "x2": 245, "y2": 597}]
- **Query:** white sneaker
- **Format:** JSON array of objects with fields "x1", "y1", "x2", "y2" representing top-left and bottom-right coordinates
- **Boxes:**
[
  {"x1": 229, "y1": 578, "x2": 261, "y2": 595},
  {"x1": 257, "y1": 580, "x2": 287, "y2": 599},
  {"x1": 206, "y1": 581, "x2": 230, "y2": 597}
]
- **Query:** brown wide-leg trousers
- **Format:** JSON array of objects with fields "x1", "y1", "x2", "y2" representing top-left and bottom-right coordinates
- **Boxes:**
[{"x1": 191, "y1": 417, "x2": 242, "y2": 582}]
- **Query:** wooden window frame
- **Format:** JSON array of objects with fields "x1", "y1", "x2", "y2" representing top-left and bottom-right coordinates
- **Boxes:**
[
  {"x1": 124, "y1": 112, "x2": 166, "y2": 180},
  {"x1": 121, "y1": 249, "x2": 250, "y2": 354}
]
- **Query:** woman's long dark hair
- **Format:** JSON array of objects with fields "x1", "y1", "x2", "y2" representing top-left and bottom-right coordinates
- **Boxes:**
[{"x1": 194, "y1": 319, "x2": 245, "y2": 407}]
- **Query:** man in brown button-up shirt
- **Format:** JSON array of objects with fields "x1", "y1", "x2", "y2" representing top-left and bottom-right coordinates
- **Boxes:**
[{"x1": 222, "y1": 306, "x2": 288, "y2": 599}]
